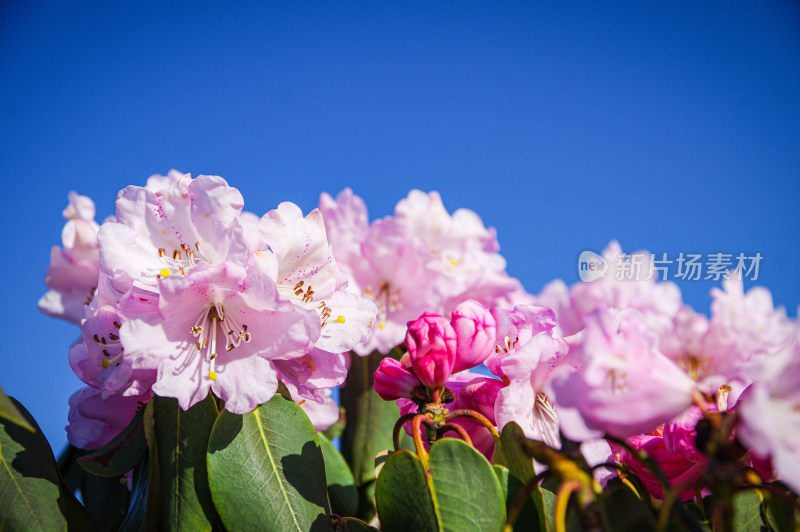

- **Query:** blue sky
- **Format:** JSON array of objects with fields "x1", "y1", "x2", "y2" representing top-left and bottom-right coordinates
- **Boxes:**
[{"x1": 2, "y1": 1, "x2": 798, "y2": 452}]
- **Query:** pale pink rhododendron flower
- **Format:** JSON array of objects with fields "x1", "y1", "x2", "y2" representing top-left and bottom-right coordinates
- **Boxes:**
[
  {"x1": 39, "y1": 191, "x2": 102, "y2": 323},
  {"x1": 736, "y1": 339, "x2": 800, "y2": 493},
  {"x1": 66, "y1": 386, "x2": 150, "y2": 450},
  {"x1": 122, "y1": 260, "x2": 319, "y2": 414},
  {"x1": 98, "y1": 174, "x2": 248, "y2": 295},
  {"x1": 257, "y1": 202, "x2": 378, "y2": 354},
  {"x1": 552, "y1": 308, "x2": 697, "y2": 440},
  {"x1": 320, "y1": 188, "x2": 530, "y2": 355}
]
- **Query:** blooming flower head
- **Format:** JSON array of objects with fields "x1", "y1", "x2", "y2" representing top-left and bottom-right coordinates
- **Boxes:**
[
  {"x1": 39, "y1": 191, "x2": 102, "y2": 323},
  {"x1": 122, "y1": 260, "x2": 319, "y2": 414},
  {"x1": 552, "y1": 308, "x2": 697, "y2": 440},
  {"x1": 98, "y1": 174, "x2": 247, "y2": 294}
]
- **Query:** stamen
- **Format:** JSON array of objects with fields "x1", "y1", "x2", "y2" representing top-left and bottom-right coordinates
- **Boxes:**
[{"x1": 159, "y1": 268, "x2": 171, "y2": 278}]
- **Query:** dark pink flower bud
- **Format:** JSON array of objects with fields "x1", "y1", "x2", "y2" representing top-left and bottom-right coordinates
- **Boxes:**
[
  {"x1": 450, "y1": 300, "x2": 497, "y2": 374},
  {"x1": 374, "y1": 357, "x2": 419, "y2": 401},
  {"x1": 405, "y1": 312, "x2": 457, "y2": 389}
]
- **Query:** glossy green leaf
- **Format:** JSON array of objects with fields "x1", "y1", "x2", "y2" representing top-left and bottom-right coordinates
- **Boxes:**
[
  {"x1": 78, "y1": 405, "x2": 147, "y2": 477},
  {"x1": 376, "y1": 439, "x2": 506, "y2": 532},
  {"x1": 319, "y1": 433, "x2": 358, "y2": 518},
  {"x1": 0, "y1": 397, "x2": 92, "y2": 531},
  {"x1": 732, "y1": 489, "x2": 765, "y2": 532},
  {"x1": 374, "y1": 450, "x2": 437, "y2": 532},
  {"x1": 207, "y1": 394, "x2": 330, "y2": 531},
  {"x1": 0, "y1": 384, "x2": 34, "y2": 432},
  {"x1": 764, "y1": 487, "x2": 799, "y2": 532},
  {"x1": 153, "y1": 394, "x2": 219, "y2": 532},
  {"x1": 494, "y1": 465, "x2": 543, "y2": 532}
]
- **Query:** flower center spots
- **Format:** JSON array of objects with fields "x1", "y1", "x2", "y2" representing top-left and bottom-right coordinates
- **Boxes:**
[
  {"x1": 495, "y1": 335, "x2": 519, "y2": 355},
  {"x1": 363, "y1": 281, "x2": 404, "y2": 329},
  {"x1": 156, "y1": 242, "x2": 208, "y2": 278},
  {"x1": 606, "y1": 369, "x2": 630, "y2": 393},
  {"x1": 93, "y1": 319, "x2": 124, "y2": 371},
  {"x1": 190, "y1": 303, "x2": 251, "y2": 380}
]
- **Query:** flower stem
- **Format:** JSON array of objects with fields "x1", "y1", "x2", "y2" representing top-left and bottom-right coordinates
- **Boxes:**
[
  {"x1": 392, "y1": 413, "x2": 417, "y2": 451},
  {"x1": 439, "y1": 423, "x2": 472, "y2": 446},
  {"x1": 554, "y1": 480, "x2": 580, "y2": 532},
  {"x1": 444, "y1": 409, "x2": 500, "y2": 439},
  {"x1": 412, "y1": 414, "x2": 431, "y2": 469}
]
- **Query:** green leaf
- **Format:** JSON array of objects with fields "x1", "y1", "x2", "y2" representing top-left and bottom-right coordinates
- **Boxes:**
[
  {"x1": 153, "y1": 394, "x2": 219, "y2": 532},
  {"x1": 494, "y1": 464, "x2": 544, "y2": 532},
  {"x1": 57, "y1": 444, "x2": 131, "y2": 531},
  {"x1": 763, "y1": 486, "x2": 799, "y2": 532},
  {"x1": 0, "y1": 397, "x2": 87, "y2": 531},
  {"x1": 428, "y1": 439, "x2": 506, "y2": 530},
  {"x1": 340, "y1": 351, "x2": 401, "y2": 521},
  {"x1": 732, "y1": 489, "x2": 766, "y2": 532},
  {"x1": 602, "y1": 484, "x2": 656, "y2": 531},
  {"x1": 340, "y1": 351, "x2": 399, "y2": 487},
  {"x1": 78, "y1": 405, "x2": 147, "y2": 477},
  {"x1": 319, "y1": 433, "x2": 359, "y2": 518},
  {"x1": 374, "y1": 450, "x2": 437, "y2": 532},
  {"x1": 493, "y1": 422, "x2": 547, "y2": 531},
  {"x1": 333, "y1": 516, "x2": 379, "y2": 531},
  {"x1": 0, "y1": 384, "x2": 34, "y2": 432},
  {"x1": 375, "y1": 439, "x2": 506, "y2": 532},
  {"x1": 207, "y1": 394, "x2": 330, "y2": 531}
]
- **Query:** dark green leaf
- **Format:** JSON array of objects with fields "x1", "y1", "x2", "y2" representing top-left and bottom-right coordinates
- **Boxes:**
[
  {"x1": 494, "y1": 464, "x2": 544, "y2": 532},
  {"x1": 763, "y1": 486, "x2": 799, "y2": 532},
  {"x1": 602, "y1": 485, "x2": 656, "y2": 531},
  {"x1": 493, "y1": 422, "x2": 547, "y2": 531},
  {"x1": 333, "y1": 516, "x2": 379, "y2": 531},
  {"x1": 207, "y1": 394, "x2": 330, "y2": 531},
  {"x1": 0, "y1": 384, "x2": 34, "y2": 432},
  {"x1": 340, "y1": 351, "x2": 399, "y2": 487},
  {"x1": 319, "y1": 433, "x2": 358, "y2": 518},
  {"x1": 0, "y1": 397, "x2": 75, "y2": 530},
  {"x1": 78, "y1": 405, "x2": 147, "y2": 477},
  {"x1": 153, "y1": 394, "x2": 219, "y2": 531},
  {"x1": 374, "y1": 450, "x2": 437, "y2": 532},
  {"x1": 58, "y1": 443, "x2": 131, "y2": 531}
]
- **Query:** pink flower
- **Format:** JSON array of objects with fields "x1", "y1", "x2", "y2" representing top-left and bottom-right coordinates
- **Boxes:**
[
  {"x1": 66, "y1": 387, "x2": 150, "y2": 450},
  {"x1": 39, "y1": 191, "x2": 101, "y2": 324},
  {"x1": 374, "y1": 357, "x2": 421, "y2": 401},
  {"x1": 552, "y1": 309, "x2": 696, "y2": 440},
  {"x1": 621, "y1": 434, "x2": 707, "y2": 500},
  {"x1": 405, "y1": 313, "x2": 457, "y2": 389},
  {"x1": 121, "y1": 261, "x2": 318, "y2": 414},
  {"x1": 450, "y1": 300, "x2": 497, "y2": 374},
  {"x1": 98, "y1": 174, "x2": 247, "y2": 294},
  {"x1": 736, "y1": 339, "x2": 800, "y2": 493}
]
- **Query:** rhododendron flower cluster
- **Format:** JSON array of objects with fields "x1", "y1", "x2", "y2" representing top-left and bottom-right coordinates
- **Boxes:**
[{"x1": 32, "y1": 174, "x2": 799, "y2": 532}]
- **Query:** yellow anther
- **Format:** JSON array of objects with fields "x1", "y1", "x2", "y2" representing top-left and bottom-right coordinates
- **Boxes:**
[
  {"x1": 337, "y1": 315, "x2": 345, "y2": 324},
  {"x1": 450, "y1": 259, "x2": 458, "y2": 266},
  {"x1": 208, "y1": 371, "x2": 217, "y2": 381},
  {"x1": 101, "y1": 359, "x2": 111, "y2": 368},
  {"x1": 159, "y1": 268, "x2": 171, "y2": 278},
  {"x1": 378, "y1": 323, "x2": 385, "y2": 330}
]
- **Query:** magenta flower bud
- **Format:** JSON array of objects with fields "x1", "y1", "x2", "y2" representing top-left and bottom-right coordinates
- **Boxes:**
[
  {"x1": 450, "y1": 300, "x2": 497, "y2": 374},
  {"x1": 405, "y1": 312, "x2": 457, "y2": 389},
  {"x1": 374, "y1": 357, "x2": 419, "y2": 401}
]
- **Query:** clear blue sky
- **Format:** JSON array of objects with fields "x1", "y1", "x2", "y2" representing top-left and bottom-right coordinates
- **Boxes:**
[{"x1": 2, "y1": 1, "x2": 798, "y2": 452}]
